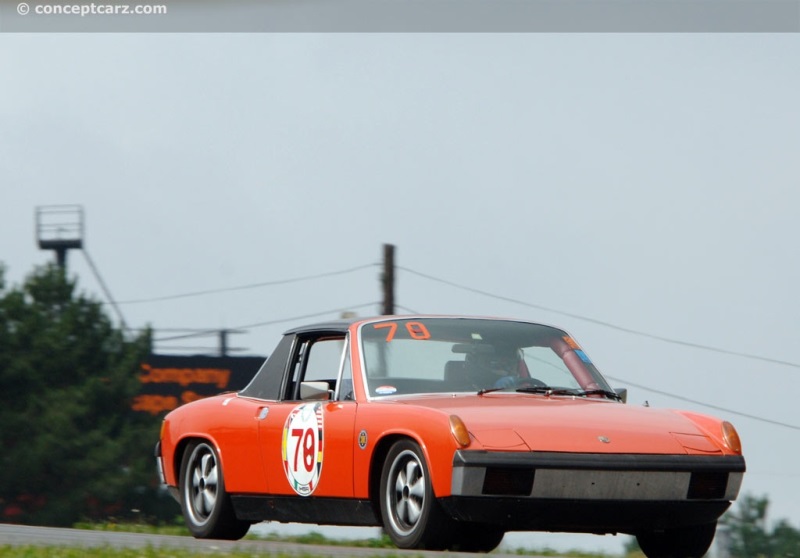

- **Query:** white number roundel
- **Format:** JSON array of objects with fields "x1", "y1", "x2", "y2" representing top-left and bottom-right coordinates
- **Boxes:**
[{"x1": 281, "y1": 402, "x2": 324, "y2": 496}]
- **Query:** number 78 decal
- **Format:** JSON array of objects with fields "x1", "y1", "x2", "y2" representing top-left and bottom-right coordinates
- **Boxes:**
[
  {"x1": 282, "y1": 402, "x2": 324, "y2": 496},
  {"x1": 374, "y1": 321, "x2": 431, "y2": 341}
]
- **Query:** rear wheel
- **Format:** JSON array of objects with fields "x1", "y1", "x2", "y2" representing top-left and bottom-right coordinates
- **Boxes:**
[
  {"x1": 379, "y1": 439, "x2": 451, "y2": 550},
  {"x1": 179, "y1": 440, "x2": 250, "y2": 540},
  {"x1": 636, "y1": 522, "x2": 717, "y2": 558}
]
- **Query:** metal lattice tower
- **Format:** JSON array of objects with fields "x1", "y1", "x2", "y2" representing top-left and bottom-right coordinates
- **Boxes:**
[{"x1": 36, "y1": 205, "x2": 84, "y2": 269}]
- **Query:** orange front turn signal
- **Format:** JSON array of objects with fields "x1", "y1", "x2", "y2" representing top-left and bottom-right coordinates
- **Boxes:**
[
  {"x1": 449, "y1": 415, "x2": 471, "y2": 447},
  {"x1": 722, "y1": 421, "x2": 742, "y2": 454}
]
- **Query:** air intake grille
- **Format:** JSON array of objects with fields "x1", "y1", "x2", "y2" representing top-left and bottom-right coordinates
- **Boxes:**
[
  {"x1": 482, "y1": 467, "x2": 535, "y2": 496},
  {"x1": 688, "y1": 472, "x2": 728, "y2": 499}
]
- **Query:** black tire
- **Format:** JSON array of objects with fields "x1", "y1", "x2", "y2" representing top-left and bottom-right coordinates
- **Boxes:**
[
  {"x1": 179, "y1": 440, "x2": 250, "y2": 540},
  {"x1": 451, "y1": 522, "x2": 505, "y2": 553},
  {"x1": 379, "y1": 439, "x2": 452, "y2": 550},
  {"x1": 636, "y1": 522, "x2": 717, "y2": 558}
]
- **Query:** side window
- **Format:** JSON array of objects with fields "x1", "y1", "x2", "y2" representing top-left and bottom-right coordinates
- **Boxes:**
[
  {"x1": 305, "y1": 338, "x2": 345, "y2": 382},
  {"x1": 285, "y1": 336, "x2": 345, "y2": 400}
]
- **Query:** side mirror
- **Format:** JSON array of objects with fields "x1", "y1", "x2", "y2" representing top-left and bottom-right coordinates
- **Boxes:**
[
  {"x1": 614, "y1": 388, "x2": 628, "y2": 404},
  {"x1": 300, "y1": 381, "x2": 332, "y2": 401}
]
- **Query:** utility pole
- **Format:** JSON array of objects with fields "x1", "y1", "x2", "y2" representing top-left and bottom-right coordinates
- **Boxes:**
[
  {"x1": 218, "y1": 329, "x2": 245, "y2": 357},
  {"x1": 381, "y1": 243, "x2": 395, "y2": 315},
  {"x1": 220, "y1": 329, "x2": 229, "y2": 357}
]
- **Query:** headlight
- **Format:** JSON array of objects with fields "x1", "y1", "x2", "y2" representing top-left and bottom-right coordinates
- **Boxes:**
[
  {"x1": 449, "y1": 415, "x2": 471, "y2": 447},
  {"x1": 722, "y1": 421, "x2": 742, "y2": 454}
]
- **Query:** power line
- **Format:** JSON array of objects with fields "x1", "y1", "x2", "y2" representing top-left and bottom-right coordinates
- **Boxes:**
[
  {"x1": 154, "y1": 302, "x2": 380, "y2": 342},
  {"x1": 606, "y1": 375, "x2": 800, "y2": 432},
  {"x1": 236, "y1": 301, "x2": 381, "y2": 330},
  {"x1": 399, "y1": 266, "x2": 800, "y2": 370},
  {"x1": 116, "y1": 263, "x2": 378, "y2": 305},
  {"x1": 395, "y1": 303, "x2": 421, "y2": 314}
]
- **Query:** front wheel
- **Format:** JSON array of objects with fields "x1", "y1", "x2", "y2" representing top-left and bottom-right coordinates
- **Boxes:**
[
  {"x1": 179, "y1": 440, "x2": 250, "y2": 540},
  {"x1": 636, "y1": 522, "x2": 717, "y2": 558},
  {"x1": 379, "y1": 439, "x2": 452, "y2": 550}
]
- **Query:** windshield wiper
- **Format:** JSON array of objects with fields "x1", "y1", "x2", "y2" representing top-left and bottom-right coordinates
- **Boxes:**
[
  {"x1": 516, "y1": 386, "x2": 578, "y2": 396},
  {"x1": 516, "y1": 386, "x2": 622, "y2": 401},
  {"x1": 477, "y1": 386, "x2": 507, "y2": 396},
  {"x1": 579, "y1": 388, "x2": 624, "y2": 402}
]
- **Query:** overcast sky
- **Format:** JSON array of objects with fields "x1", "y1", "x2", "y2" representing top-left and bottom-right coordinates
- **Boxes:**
[{"x1": 2, "y1": 33, "x2": 798, "y2": 553}]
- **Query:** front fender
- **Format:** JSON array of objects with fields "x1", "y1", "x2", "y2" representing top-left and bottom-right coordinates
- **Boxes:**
[{"x1": 355, "y1": 403, "x2": 463, "y2": 499}]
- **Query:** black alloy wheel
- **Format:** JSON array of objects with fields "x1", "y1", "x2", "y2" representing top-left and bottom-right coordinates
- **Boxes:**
[
  {"x1": 379, "y1": 439, "x2": 452, "y2": 550},
  {"x1": 179, "y1": 440, "x2": 250, "y2": 540}
]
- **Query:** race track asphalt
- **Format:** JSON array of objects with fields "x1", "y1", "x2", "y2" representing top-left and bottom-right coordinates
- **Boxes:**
[{"x1": 0, "y1": 523, "x2": 553, "y2": 557}]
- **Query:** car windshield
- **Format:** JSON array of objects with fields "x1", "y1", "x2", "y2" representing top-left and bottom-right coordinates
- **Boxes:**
[{"x1": 359, "y1": 317, "x2": 614, "y2": 398}]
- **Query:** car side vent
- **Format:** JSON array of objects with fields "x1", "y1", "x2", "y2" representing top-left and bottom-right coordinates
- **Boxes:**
[
  {"x1": 482, "y1": 467, "x2": 535, "y2": 496},
  {"x1": 687, "y1": 472, "x2": 728, "y2": 499}
]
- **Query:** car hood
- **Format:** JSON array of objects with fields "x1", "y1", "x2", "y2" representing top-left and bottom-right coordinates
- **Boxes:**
[{"x1": 390, "y1": 393, "x2": 725, "y2": 455}]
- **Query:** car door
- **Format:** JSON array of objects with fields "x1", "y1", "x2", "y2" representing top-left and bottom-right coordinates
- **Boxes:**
[{"x1": 257, "y1": 333, "x2": 357, "y2": 498}]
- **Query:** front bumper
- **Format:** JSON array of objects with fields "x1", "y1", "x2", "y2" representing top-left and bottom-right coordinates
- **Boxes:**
[
  {"x1": 445, "y1": 450, "x2": 745, "y2": 532},
  {"x1": 154, "y1": 441, "x2": 180, "y2": 503},
  {"x1": 154, "y1": 441, "x2": 165, "y2": 484}
]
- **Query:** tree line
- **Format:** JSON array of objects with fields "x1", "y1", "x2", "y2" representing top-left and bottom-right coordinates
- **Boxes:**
[{"x1": 0, "y1": 263, "x2": 177, "y2": 525}]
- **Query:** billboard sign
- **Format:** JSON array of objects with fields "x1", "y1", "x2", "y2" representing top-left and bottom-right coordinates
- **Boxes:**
[{"x1": 133, "y1": 354, "x2": 265, "y2": 415}]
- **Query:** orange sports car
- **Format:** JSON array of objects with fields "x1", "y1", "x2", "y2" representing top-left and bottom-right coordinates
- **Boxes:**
[{"x1": 155, "y1": 315, "x2": 745, "y2": 556}]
